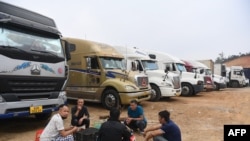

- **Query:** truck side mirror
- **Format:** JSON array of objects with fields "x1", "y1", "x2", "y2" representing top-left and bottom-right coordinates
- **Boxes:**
[
  {"x1": 86, "y1": 57, "x2": 91, "y2": 70},
  {"x1": 200, "y1": 69, "x2": 204, "y2": 74},
  {"x1": 165, "y1": 66, "x2": 170, "y2": 73}
]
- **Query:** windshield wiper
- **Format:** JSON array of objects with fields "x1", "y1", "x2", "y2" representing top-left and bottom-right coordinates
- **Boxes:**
[{"x1": 31, "y1": 49, "x2": 58, "y2": 57}]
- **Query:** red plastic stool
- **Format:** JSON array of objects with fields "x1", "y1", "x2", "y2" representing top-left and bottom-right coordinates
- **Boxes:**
[
  {"x1": 35, "y1": 129, "x2": 44, "y2": 141},
  {"x1": 130, "y1": 135, "x2": 136, "y2": 141}
]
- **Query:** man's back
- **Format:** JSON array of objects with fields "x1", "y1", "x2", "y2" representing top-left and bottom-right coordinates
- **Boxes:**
[
  {"x1": 98, "y1": 120, "x2": 131, "y2": 141},
  {"x1": 161, "y1": 120, "x2": 181, "y2": 141}
]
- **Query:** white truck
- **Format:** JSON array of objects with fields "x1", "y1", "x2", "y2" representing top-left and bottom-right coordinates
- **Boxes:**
[
  {"x1": 0, "y1": 2, "x2": 71, "y2": 119},
  {"x1": 182, "y1": 59, "x2": 214, "y2": 91},
  {"x1": 184, "y1": 60, "x2": 227, "y2": 90},
  {"x1": 226, "y1": 66, "x2": 247, "y2": 88},
  {"x1": 113, "y1": 46, "x2": 181, "y2": 101},
  {"x1": 145, "y1": 50, "x2": 204, "y2": 96}
]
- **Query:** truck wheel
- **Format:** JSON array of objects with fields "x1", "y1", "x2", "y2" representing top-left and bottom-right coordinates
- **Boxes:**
[
  {"x1": 149, "y1": 84, "x2": 161, "y2": 101},
  {"x1": 102, "y1": 89, "x2": 120, "y2": 110},
  {"x1": 35, "y1": 112, "x2": 52, "y2": 120},
  {"x1": 231, "y1": 81, "x2": 239, "y2": 88},
  {"x1": 181, "y1": 83, "x2": 193, "y2": 96},
  {"x1": 214, "y1": 83, "x2": 220, "y2": 91}
]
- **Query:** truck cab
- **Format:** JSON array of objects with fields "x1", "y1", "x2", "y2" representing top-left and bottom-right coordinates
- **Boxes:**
[
  {"x1": 182, "y1": 59, "x2": 214, "y2": 91},
  {"x1": 113, "y1": 46, "x2": 181, "y2": 101},
  {"x1": 226, "y1": 66, "x2": 246, "y2": 88},
  {"x1": 0, "y1": 2, "x2": 70, "y2": 119},
  {"x1": 144, "y1": 50, "x2": 204, "y2": 96},
  {"x1": 63, "y1": 38, "x2": 151, "y2": 109}
]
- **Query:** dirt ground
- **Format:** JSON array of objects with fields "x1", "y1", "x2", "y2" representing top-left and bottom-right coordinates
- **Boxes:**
[{"x1": 0, "y1": 87, "x2": 250, "y2": 141}]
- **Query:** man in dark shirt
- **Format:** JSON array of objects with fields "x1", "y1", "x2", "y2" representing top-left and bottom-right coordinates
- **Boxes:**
[
  {"x1": 71, "y1": 98, "x2": 90, "y2": 128},
  {"x1": 143, "y1": 110, "x2": 181, "y2": 141},
  {"x1": 98, "y1": 108, "x2": 132, "y2": 141}
]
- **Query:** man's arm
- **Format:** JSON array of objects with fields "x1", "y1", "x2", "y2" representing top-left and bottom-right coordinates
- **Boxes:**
[
  {"x1": 64, "y1": 126, "x2": 75, "y2": 131},
  {"x1": 144, "y1": 124, "x2": 162, "y2": 134},
  {"x1": 144, "y1": 129, "x2": 164, "y2": 141},
  {"x1": 130, "y1": 115, "x2": 144, "y2": 121},
  {"x1": 84, "y1": 106, "x2": 90, "y2": 118},
  {"x1": 59, "y1": 126, "x2": 78, "y2": 137}
]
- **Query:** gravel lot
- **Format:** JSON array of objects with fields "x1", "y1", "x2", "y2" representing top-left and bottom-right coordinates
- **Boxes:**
[{"x1": 0, "y1": 87, "x2": 249, "y2": 141}]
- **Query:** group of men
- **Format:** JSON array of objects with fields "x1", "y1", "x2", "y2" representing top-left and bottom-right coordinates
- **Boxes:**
[{"x1": 40, "y1": 98, "x2": 181, "y2": 141}]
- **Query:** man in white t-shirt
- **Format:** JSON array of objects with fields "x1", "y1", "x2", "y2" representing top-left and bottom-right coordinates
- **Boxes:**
[{"x1": 40, "y1": 104, "x2": 78, "y2": 141}]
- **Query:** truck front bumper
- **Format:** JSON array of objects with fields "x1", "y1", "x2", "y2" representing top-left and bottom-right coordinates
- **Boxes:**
[
  {"x1": 204, "y1": 84, "x2": 215, "y2": 91},
  {"x1": 0, "y1": 92, "x2": 66, "y2": 119},
  {"x1": 119, "y1": 89, "x2": 151, "y2": 104},
  {"x1": 159, "y1": 87, "x2": 181, "y2": 97}
]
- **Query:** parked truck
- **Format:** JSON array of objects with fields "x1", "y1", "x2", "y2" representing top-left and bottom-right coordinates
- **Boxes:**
[
  {"x1": 113, "y1": 46, "x2": 181, "y2": 101},
  {"x1": 63, "y1": 38, "x2": 151, "y2": 109},
  {"x1": 183, "y1": 60, "x2": 227, "y2": 90},
  {"x1": 214, "y1": 64, "x2": 247, "y2": 88},
  {"x1": 145, "y1": 50, "x2": 204, "y2": 96},
  {"x1": 226, "y1": 66, "x2": 247, "y2": 88},
  {"x1": 0, "y1": 2, "x2": 71, "y2": 119},
  {"x1": 182, "y1": 60, "x2": 214, "y2": 91}
]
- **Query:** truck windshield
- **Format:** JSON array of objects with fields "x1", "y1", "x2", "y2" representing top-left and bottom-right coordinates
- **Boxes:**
[
  {"x1": 176, "y1": 63, "x2": 187, "y2": 72},
  {"x1": 205, "y1": 69, "x2": 212, "y2": 75},
  {"x1": 100, "y1": 57, "x2": 125, "y2": 70},
  {"x1": 141, "y1": 60, "x2": 159, "y2": 70},
  {"x1": 0, "y1": 27, "x2": 64, "y2": 57}
]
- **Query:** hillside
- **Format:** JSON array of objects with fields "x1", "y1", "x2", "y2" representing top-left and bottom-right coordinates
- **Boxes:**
[{"x1": 224, "y1": 55, "x2": 250, "y2": 68}]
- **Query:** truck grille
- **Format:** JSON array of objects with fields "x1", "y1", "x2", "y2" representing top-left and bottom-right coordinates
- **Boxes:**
[
  {"x1": 173, "y1": 76, "x2": 181, "y2": 89},
  {"x1": 204, "y1": 76, "x2": 212, "y2": 85},
  {"x1": 0, "y1": 76, "x2": 66, "y2": 93},
  {"x1": 136, "y1": 76, "x2": 149, "y2": 88},
  {"x1": 9, "y1": 81, "x2": 56, "y2": 92}
]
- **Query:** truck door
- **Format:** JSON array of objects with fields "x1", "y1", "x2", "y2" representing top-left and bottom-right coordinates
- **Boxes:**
[{"x1": 85, "y1": 56, "x2": 101, "y2": 99}]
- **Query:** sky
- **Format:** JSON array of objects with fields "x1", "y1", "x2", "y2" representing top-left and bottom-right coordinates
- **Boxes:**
[{"x1": 2, "y1": 0, "x2": 250, "y2": 61}]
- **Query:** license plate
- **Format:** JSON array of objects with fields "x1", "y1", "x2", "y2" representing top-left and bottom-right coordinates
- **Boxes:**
[{"x1": 30, "y1": 106, "x2": 43, "y2": 114}]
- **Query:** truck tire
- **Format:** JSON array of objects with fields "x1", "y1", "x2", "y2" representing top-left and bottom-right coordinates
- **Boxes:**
[
  {"x1": 149, "y1": 84, "x2": 161, "y2": 101},
  {"x1": 181, "y1": 83, "x2": 193, "y2": 96},
  {"x1": 35, "y1": 112, "x2": 52, "y2": 120},
  {"x1": 231, "y1": 81, "x2": 239, "y2": 88},
  {"x1": 101, "y1": 89, "x2": 120, "y2": 110},
  {"x1": 214, "y1": 83, "x2": 220, "y2": 91}
]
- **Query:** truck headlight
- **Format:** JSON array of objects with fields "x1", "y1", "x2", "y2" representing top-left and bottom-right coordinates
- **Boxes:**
[
  {"x1": 125, "y1": 85, "x2": 137, "y2": 91},
  {"x1": 0, "y1": 95, "x2": 5, "y2": 103}
]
